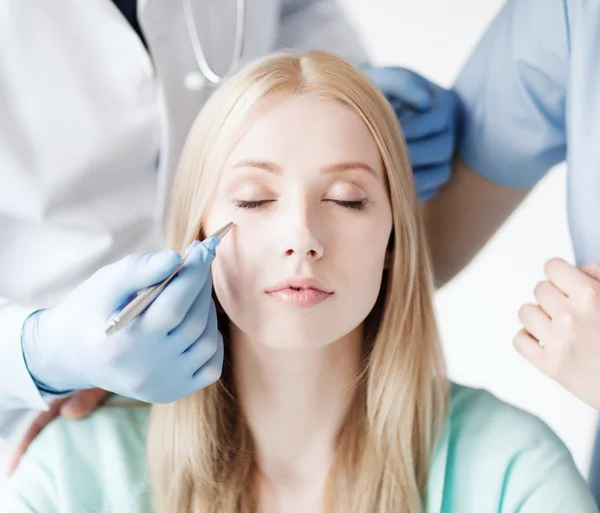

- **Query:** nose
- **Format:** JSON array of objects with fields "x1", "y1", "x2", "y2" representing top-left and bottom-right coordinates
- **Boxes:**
[{"x1": 279, "y1": 203, "x2": 324, "y2": 261}]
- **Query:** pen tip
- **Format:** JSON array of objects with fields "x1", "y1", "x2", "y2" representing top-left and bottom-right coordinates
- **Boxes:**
[{"x1": 214, "y1": 221, "x2": 234, "y2": 240}]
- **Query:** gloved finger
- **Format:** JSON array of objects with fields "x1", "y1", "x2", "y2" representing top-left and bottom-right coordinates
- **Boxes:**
[
  {"x1": 406, "y1": 130, "x2": 454, "y2": 168},
  {"x1": 168, "y1": 275, "x2": 214, "y2": 348},
  {"x1": 182, "y1": 301, "x2": 221, "y2": 374},
  {"x1": 389, "y1": 100, "x2": 419, "y2": 126},
  {"x1": 398, "y1": 104, "x2": 451, "y2": 141},
  {"x1": 412, "y1": 163, "x2": 452, "y2": 198},
  {"x1": 191, "y1": 337, "x2": 224, "y2": 391},
  {"x1": 364, "y1": 67, "x2": 432, "y2": 111},
  {"x1": 143, "y1": 242, "x2": 215, "y2": 333},
  {"x1": 100, "y1": 251, "x2": 182, "y2": 314},
  {"x1": 190, "y1": 305, "x2": 224, "y2": 391}
]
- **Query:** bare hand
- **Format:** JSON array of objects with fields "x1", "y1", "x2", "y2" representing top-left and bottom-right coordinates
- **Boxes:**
[
  {"x1": 514, "y1": 258, "x2": 600, "y2": 410},
  {"x1": 5, "y1": 388, "x2": 109, "y2": 477}
]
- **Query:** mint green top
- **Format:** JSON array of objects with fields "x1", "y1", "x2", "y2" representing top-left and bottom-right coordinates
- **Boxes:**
[{"x1": 3, "y1": 383, "x2": 598, "y2": 512}]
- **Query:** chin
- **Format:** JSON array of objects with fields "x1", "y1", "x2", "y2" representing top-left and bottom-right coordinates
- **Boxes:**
[
  {"x1": 246, "y1": 322, "x2": 333, "y2": 350},
  {"x1": 256, "y1": 335, "x2": 333, "y2": 352},
  {"x1": 224, "y1": 302, "x2": 365, "y2": 351}
]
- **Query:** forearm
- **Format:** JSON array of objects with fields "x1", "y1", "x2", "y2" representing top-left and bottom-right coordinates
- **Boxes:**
[{"x1": 421, "y1": 157, "x2": 531, "y2": 288}]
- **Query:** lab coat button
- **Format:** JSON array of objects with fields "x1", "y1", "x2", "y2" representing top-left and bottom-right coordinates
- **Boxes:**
[{"x1": 184, "y1": 71, "x2": 206, "y2": 91}]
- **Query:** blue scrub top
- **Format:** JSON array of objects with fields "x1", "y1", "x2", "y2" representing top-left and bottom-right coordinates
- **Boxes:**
[{"x1": 454, "y1": 0, "x2": 600, "y2": 266}]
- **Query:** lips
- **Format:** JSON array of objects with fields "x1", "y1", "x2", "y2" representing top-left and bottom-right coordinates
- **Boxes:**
[
  {"x1": 266, "y1": 277, "x2": 332, "y2": 294},
  {"x1": 266, "y1": 277, "x2": 333, "y2": 308}
]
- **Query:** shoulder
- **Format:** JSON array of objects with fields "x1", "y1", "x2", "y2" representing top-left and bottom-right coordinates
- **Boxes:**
[
  {"x1": 439, "y1": 383, "x2": 597, "y2": 512},
  {"x1": 449, "y1": 382, "x2": 561, "y2": 444},
  {"x1": 6, "y1": 399, "x2": 152, "y2": 513},
  {"x1": 25, "y1": 399, "x2": 151, "y2": 468},
  {"x1": 448, "y1": 382, "x2": 570, "y2": 464}
]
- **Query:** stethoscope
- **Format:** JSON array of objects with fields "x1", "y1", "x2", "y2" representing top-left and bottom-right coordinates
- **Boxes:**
[{"x1": 181, "y1": 0, "x2": 245, "y2": 86}]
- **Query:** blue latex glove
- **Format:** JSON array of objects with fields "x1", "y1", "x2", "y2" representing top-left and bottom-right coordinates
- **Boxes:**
[
  {"x1": 363, "y1": 66, "x2": 457, "y2": 203},
  {"x1": 21, "y1": 240, "x2": 224, "y2": 403}
]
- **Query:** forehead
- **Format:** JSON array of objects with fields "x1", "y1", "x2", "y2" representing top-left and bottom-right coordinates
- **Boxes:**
[{"x1": 227, "y1": 96, "x2": 383, "y2": 174}]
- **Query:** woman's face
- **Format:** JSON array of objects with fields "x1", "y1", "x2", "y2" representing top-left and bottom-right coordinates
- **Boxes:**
[{"x1": 204, "y1": 96, "x2": 393, "y2": 350}]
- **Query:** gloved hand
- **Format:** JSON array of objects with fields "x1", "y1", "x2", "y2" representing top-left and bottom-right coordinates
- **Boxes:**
[
  {"x1": 362, "y1": 66, "x2": 457, "y2": 203},
  {"x1": 21, "y1": 240, "x2": 224, "y2": 404}
]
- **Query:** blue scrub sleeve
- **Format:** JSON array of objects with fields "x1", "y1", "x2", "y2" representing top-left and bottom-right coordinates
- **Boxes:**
[{"x1": 453, "y1": 0, "x2": 570, "y2": 188}]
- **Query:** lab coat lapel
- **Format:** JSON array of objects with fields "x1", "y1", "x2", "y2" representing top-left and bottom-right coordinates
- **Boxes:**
[
  {"x1": 138, "y1": 0, "x2": 280, "y2": 239},
  {"x1": 138, "y1": 0, "x2": 209, "y2": 237}
]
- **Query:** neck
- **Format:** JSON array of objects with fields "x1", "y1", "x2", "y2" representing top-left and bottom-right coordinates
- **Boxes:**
[{"x1": 230, "y1": 324, "x2": 363, "y2": 489}]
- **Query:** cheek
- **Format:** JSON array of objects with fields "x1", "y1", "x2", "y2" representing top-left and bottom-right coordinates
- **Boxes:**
[
  {"x1": 209, "y1": 225, "x2": 271, "y2": 310},
  {"x1": 210, "y1": 252, "x2": 237, "y2": 310},
  {"x1": 339, "y1": 218, "x2": 391, "y2": 305},
  {"x1": 354, "y1": 239, "x2": 389, "y2": 301},
  {"x1": 210, "y1": 239, "x2": 244, "y2": 311}
]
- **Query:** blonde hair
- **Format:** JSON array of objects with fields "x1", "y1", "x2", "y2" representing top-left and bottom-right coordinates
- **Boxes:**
[{"x1": 147, "y1": 51, "x2": 448, "y2": 513}]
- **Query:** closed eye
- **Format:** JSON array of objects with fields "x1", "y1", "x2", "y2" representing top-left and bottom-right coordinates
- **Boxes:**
[
  {"x1": 234, "y1": 199, "x2": 274, "y2": 209},
  {"x1": 327, "y1": 199, "x2": 368, "y2": 211},
  {"x1": 234, "y1": 199, "x2": 368, "y2": 211}
]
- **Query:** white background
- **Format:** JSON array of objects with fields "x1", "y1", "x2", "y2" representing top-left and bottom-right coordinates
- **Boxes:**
[{"x1": 341, "y1": 0, "x2": 598, "y2": 476}]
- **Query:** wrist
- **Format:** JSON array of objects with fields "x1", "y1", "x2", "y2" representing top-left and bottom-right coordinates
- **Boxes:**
[{"x1": 20, "y1": 309, "x2": 74, "y2": 394}]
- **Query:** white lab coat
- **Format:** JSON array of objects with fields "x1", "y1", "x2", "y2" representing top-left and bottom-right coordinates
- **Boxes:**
[{"x1": 0, "y1": 0, "x2": 367, "y2": 470}]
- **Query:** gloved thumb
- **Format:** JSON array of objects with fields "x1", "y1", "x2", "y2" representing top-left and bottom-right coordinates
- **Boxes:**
[{"x1": 106, "y1": 251, "x2": 182, "y2": 310}]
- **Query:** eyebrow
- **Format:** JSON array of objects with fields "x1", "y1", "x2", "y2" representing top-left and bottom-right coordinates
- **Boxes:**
[{"x1": 233, "y1": 160, "x2": 379, "y2": 178}]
